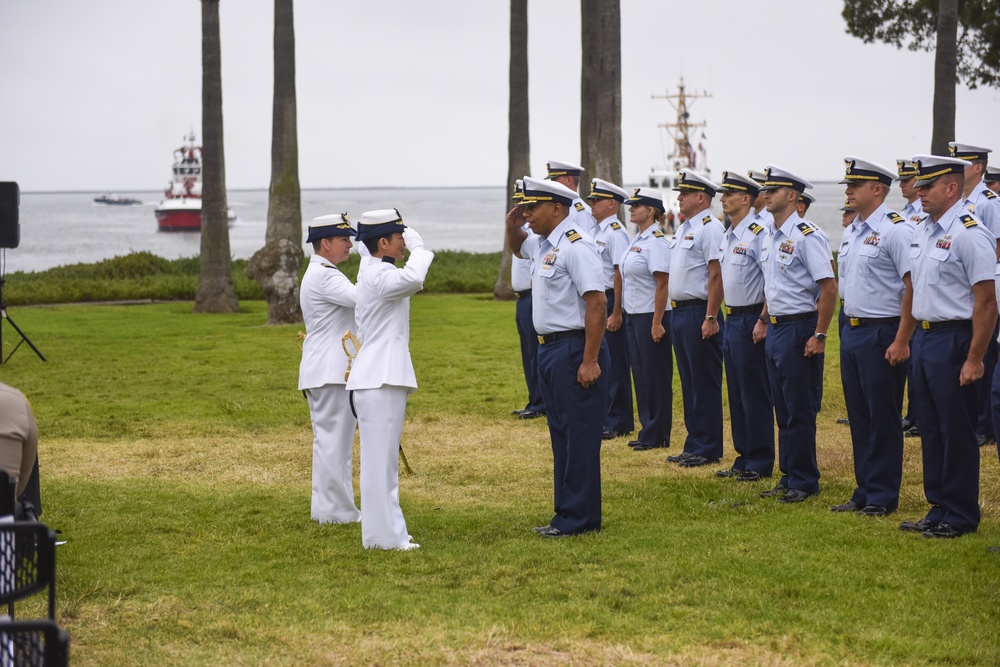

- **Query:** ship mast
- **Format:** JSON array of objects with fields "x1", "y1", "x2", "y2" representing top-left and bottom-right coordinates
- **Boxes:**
[{"x1": 651, "y1": 78, "x2": 711, "y2": 172}]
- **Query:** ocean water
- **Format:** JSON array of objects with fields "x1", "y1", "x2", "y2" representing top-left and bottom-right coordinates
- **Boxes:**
[{"x1": 2, "y1": 182, "x2": 875, "y2": 274}]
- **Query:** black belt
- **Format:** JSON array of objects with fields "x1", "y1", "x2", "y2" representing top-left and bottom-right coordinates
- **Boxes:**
[
  {"x1": 515, "y1": 289, "x2": 532, "y2": 299},
  {"x1": 768, "y1": 310, "x2": 818, "y2": 325},
  {"x1": 848, "y1": 316, "x2": 901, "y2": 327},
  {"x1": 919, "y1": 319, "x2": 972, "y2": 330},
  {"x1": 670, "y1": 298, "x2": 708, "y2": 309},
  {"x1": 538, "y1": 329, "x2": 585, "y2": 344},
  {"x1": 725, "y1": 302, "x2": 764, "y2": 315}
]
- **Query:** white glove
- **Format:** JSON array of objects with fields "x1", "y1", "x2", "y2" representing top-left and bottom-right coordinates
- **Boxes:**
[{"x1": 403, "y1": 227, "x2": 424, "y2": 250}]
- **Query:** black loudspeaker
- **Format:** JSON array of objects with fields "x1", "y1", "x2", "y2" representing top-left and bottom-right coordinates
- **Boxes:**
[{"x1": 0, "y1": 181, "x2": 20, "y2": 249}]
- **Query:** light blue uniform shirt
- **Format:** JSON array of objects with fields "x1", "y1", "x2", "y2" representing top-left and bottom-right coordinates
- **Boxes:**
[
  {"x1": 569, "y1": 197, "x2": 596, "y2": 235},
  {"x1": 619, "y1": 225, "x2": 670, "y2": 315},
  {"x1": 839, "y1": 203, "x2": 915, "y2": 318},
  {"x1": 511, "y1": 224, "x2": 533, "y2": 292},
  {"x1": 520, "y1": 217, "x2": 604, "y2": 334},
  {"x1": 719, "y1": 212, "x2": 767, "y2": 307},
  {"x1": 901, "y1": 198, "x2": 925, "y2": 224},
  {"x1": 753, "y1": 207, "x2": 774, "y2": 232},
  {"x1": 760, "y1": 213, "x2": 835, "y2": 316},
  {"x1": 667, "y1": 208, "x2": 725, "y2": 301},
  {"x1": 910, "y1": 201, "x2": 995, "y2": 322},
  {"x1": 593, "y1": 215, "x2": 631, "y2": 289},
  {"x1": 964, "y1": 182, "x2": 1000, "y2": 240}
]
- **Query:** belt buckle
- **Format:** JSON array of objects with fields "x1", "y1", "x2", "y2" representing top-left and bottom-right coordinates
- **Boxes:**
[
  {"x1": 921, "y1": 321, "x2": 931, "y2": 330},
  {"x1": 849, "y1": 317, "x2": 860, "y2": 327},
  {"x1": 670, "y1": 300, "x2": 678, "y2": 308},
  {"x1": 537, "y1": 335, "x2": 545, "y2": 344},
  {"x1": 769, "y1": 316, "x2": 778, "y2": 325},
  {"x1": 725, "y1": 306, "x2": 733, "y2": 315}
]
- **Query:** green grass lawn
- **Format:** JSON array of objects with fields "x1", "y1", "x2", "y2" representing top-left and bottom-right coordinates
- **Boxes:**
[{"x1": 1, "y1": 296, "x2": 998, "y2": 666}]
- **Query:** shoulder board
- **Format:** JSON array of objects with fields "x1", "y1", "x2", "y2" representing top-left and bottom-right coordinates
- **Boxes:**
[
  {"x1": 610, "y1": 221, "x2": 622, "y2": 230},
  {"x1": 960, "y1": 213, "x2": 978, "y2": 228},
  {"x1": 574, "y1": 202, "x2": 585, "y2": 212},
  {"x1": 796, "y1": 221, "x2": 815, "y2": 236},
  {"x1": 748, "y1": 222, "x2": 764, "y2": 236},
  {"x1": 888, "y1": 211, "x2": 904, "y2": 224},
  {"x1": 701, "y1": 214, "x2": 712, "y2": 225},
  {"x1": 321, "y1": 262, "x2": 336, "y2": 269},
  {"x1": 566, "y1": 229, "x2": 583, "y2": 243},
  {"x1": 652, "y1": 230, "x2": 665, "y2": 238},
  {"x1": 986, "y1": 190, "x2": 997, "y2": 200}
]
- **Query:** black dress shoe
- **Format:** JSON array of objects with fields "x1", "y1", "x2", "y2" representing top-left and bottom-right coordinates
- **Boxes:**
[
  {"x1": 835, "y1": 417, "x2": 850, "y2": 425},
  {"x1": 532, "y1": 524, "x2": 552, "y2": 533},
  {"x1": 759, "y1": 482, "x2": 788, "y2": 498},
  {"x1": 904, "y1": 426, "x2": 920, "y2": 438},
  {"x1": 512, "y1": 408, "x2": 527, "y2": 416},
  {"x1": 715, "y1": 468, "x2": 743, "y2": 478},
  {"x1": 776, "y1": 488, "x2": 817, "y2": 503},
  {"x1": 901, "y1": 416, "x2": 915, "y2": 431},
  {"x1": 666, "y1": 452, "x2": 694, "y2": 463},
  {"x1": 860, "y1": 504, "x2": 893, "y2": 517},
  {"x1": 736, "y1": 470, "x2": 768, "y2": 482},
  {"x1": 627, "y1": 440, "x2": 641, "y2": 448},
  {"x1": 977, "y1": 434, "x2": 995, "y2": 447},
  {"x1": 632, "y1": 441, "x2": 667, "y2": 451},
  {"x1": 830, "y1": 500, "x2": 860, "y2": 512},
  {"x1": 899, "y1": 518, "x2": 938, "y2": 532},
  {"x1": 679, "y1": 455, "x2": 720, "y2": 468},
  {"x1": 602, "y1": 429, "x2": 631, "y2": 440},
  {"x1": 539, "y1": 526, "x2": 571, "y2": 538},
  {"x1": 923, "y1": 521, "x2": 971, "y2": 539},
  {"x1": 519, "y1": 410, "x2": 545, "y2": 420}
]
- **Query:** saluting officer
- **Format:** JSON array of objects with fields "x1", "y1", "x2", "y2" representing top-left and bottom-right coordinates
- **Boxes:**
[
  {"x1": 348, "y1": 209, "x2": 434, "y2": 551},
  {"x1": 508, "y1": 181, "x2": 546, "y2": 420},
  {"x1": 506, "y1": 176, "x2": 609, "y2": 538},
  {"x1": 546, "y1": 160, "x2": 596, "y2": 234},
  {"x1": 832, "y1": 158, "x2": 916, "y2": 518},
  {"x1": 901, "y1": 155, "x2": 997, "y2": 539},
  {"x1": 666, "y1": 169, "x2": 726, "y2": 468},
  {"x1": 715, "y1": 171, "x2": 774, "y2": 482},
  {"x1": 753, "y1": 166, "x2": 836, "y2": 503},
  {"x1": 298, "y1": 213, "x2": 363, "y2": 524}
]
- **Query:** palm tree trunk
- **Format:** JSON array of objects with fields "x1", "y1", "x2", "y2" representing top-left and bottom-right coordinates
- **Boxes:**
[
  {"x1": 580, "y1": 0, "x2": 622, "y2": 193},
  {"x1": 495, "y1": 0, "x2": 530, "y2": 301},
  {"x1": 195, "y1": 0, "x2": 240, "y2": 313},
  {"x1": 930, "y1": 0, "x2": 958, "y2": 154},
  {"x1": 247, "y1": 0, "x2": 305, "y2": 324}
]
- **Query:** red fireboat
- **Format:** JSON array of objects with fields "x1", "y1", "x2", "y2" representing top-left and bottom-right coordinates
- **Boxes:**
[{"x1": 155, "y1": 131, "x2": 235, "y2": 231}]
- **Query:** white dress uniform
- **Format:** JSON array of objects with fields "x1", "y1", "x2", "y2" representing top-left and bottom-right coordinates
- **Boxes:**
[
  {"x1": 347, "y1": 212, "x2": 434, "y2": 550},
  {"x1": 298, "y1": 252, "x2": 361, "y2": 524}
]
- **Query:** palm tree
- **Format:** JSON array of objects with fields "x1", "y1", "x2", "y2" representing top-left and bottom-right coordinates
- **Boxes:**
[
  {"x1": 931, "y1": 0, "x2": 957, "y2": 154},
  {"x1": 195, "y1": 0, "x2": 240, "y2": 313},
  {"x1": 495, "y1": 0, "x2": 530, "y2": 301},
  {"x1": 580, "y1": 0, "x2": 622, "y2": 194},
  {"x1": 246, "y1": 0, "x2": 305, "y2": 324}
]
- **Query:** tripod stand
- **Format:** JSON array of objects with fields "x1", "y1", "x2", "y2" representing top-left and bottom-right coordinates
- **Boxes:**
[{"x1": 0, "y1": 276, "x2": 46, "y2": 364}]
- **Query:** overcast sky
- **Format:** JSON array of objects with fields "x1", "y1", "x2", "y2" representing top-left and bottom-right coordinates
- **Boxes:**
[{"x1": 2, "y1": 0, "x2": 999, "y2": 192}]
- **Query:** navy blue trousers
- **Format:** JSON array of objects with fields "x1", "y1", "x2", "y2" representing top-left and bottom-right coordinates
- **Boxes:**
[
  {"x1": 722, "y1": 311, "x2": 774, "y2": 475},
  {"x1": 604, "y1": 289, "x2": 634, "y2": 433},
  {"x1": 624, "y1": 311, "x2": 672, "y2": 447},
  {"x1": 671, "y1": 306, "x2": 724, "y2": 459},
  {"x1": 764, "y1": 318, "x2": 822, "y2": 493},
  {"x1": 840, "y1": 323, "x2": 906, "y2": 509},
  {"x1": 536, "y1": 335, "x2": 609, "y2": 534},
  {"x1": 911, "y1": 327, "x2": 981, "y2": 532},
  {"x1": 977, "y1": 323, "x2": 999, "y2": 439},
  {"x1": 515, "y1": 293, "x2": 545, "y2": 413}
]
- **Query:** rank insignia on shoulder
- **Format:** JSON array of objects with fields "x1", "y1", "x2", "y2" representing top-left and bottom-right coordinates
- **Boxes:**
[
  {"x1": 960, "y1": 214, "x2": 978, "y2": 228},
  {"x1": 748, "y1": 222, "x2": 764, "y2": 235},
  {"x1": 702, "y1": 215, "x2": 712, "y2": 225},
  {"x1": 610, "y1": 221, "x2": 622, "y2": 230},
  {"x1": 986, "y1": 190, "x2": 997, "y2": 200},
  {"x1": 888, "y1": 212, "x2": 904, "y2": 224},
  {"x1": 796, "y1": 221, "x2": 815, "y2": 235},
  {"x1": 566, "y1": 229, "x2": 583, "y2": 242},
  {"x1": 574, "y1": 202, "x2": 585, "y2": 212},
  {"x1": 321, "y1": 262, "x2": 336, "y2": 269},
  {"x1": 652, "y1": 229, "x2": 665, "y2": 238}
]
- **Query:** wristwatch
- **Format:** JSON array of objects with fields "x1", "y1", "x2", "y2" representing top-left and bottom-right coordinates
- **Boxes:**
[
  {"x1": 814, "y1": 332, "x2": 828, "y2": 342},
  {"x1": 705, "y1": 315, "x2": 717, "y2": 322},
  {"x1": 758, "y1": 314, "x2": 769, "y2": 324}
]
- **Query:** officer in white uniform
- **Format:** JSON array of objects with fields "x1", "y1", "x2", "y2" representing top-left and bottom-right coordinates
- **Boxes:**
[
  {"x1": 587, "y1": 178, "x2": 633, "y2": 439},
  {"x1": 546, "y1": 160, "x2": 596, "y2": 234},
  {"x1": 347, "y1": 209, "x2": 434, "y2": 550},
  {"x1": 715, "y1": 171, "x2": 774, "y2": 482},
  {"x1": 509, "y1": 181, "x2": 546, "y2": 420},
  {"x1": 902, "y1": 155, "x2": 997, "y2": 539},
  {"x1": 832, "y1": 158, "x2": 916, "y2": 518},
  {"x1": 298, "y1": 213, "x2": 362, "y2": 524},
  {"x1": 753, "y1": 165, "x2": 836, "y2": 503},
  {"x1": 506, "y1": 176, "x2": 609, "y2": 538},
  {"x1": 667, "y1": 169, "x2": 726, "y2": 468}
]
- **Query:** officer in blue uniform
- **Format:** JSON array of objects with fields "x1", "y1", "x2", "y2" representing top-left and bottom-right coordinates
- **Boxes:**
[
  {"x1": 507, "y1": 180, "x2": 546, "y2": 420},
  {"x1": 897, "y1": 159, "x2": 925, "y2": 437},
  {"x1": 715, "y1": 171, "x2": 774, "y2": 481},
  {"x1": 666, "y1": 170, "x2": 726, "y2": 468},
  {"x1": 748, "y1": 170, "x2": 774, "y2": 231},
  {"x1": 902, "y1": 154, "x2": 997, "y2": 539},
  {"x1": 832, "y1": 158, "x2": 916, "y2": 517},
  {"x1": 753, "y1": 165, "x2": 837, "y2": 503},
  {"x1": 587, "y1": 178, "x2": 634, "y2": 440},
  {"x1": 506, "y1": 176, "x2": 609, "y2": 538},
  {"x1": 546, "y1": 160, "x2": 596, "y2": 234},
  {"x1": 986, "y1": 166, "x2": 1000, "y2": 194}
]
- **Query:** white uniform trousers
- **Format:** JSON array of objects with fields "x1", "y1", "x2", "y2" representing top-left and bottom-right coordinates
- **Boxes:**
[
  {"x1": 355, "y1": 385, "x2": 412, "y2": 549},
  {"x1": 306, "y1": 384, "x2": 361, "y2": 524}
]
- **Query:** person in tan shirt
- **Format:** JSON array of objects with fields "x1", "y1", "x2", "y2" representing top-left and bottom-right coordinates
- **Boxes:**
[{"x1": 0, "y1": 381, "x2": 38, "y2": 502}]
